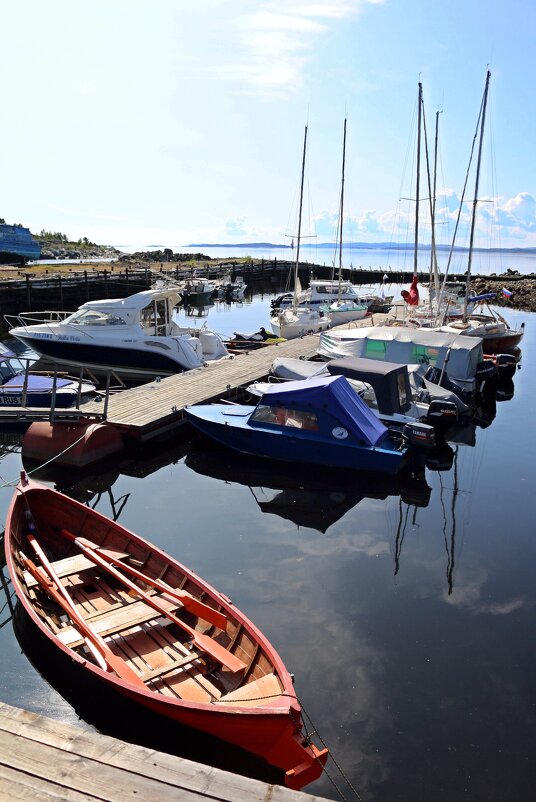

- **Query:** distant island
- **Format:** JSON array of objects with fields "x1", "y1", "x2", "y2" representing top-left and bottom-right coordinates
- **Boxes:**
[{"x1": 188, "y1": 241, "x2": 536, "y2": 254}]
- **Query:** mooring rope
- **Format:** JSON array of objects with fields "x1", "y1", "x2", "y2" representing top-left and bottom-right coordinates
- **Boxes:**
[
  {"x1": 0, "y1": 429, "x2": 90, "y2": 489},
  {"x1": 299, "y1": 699, "x2": 366, "y2": 802}
]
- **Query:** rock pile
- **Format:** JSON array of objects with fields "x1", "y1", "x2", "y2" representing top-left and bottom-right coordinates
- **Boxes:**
[{"x1": 471, "y1": 273, "x2": 536, "y2": 312}]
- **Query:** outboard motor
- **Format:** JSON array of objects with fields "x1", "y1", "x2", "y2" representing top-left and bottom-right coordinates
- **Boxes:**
[
  {"x1": 494, "y1": 353, "x2": 517, "y2": 381},
  {"x1": 426, "y1": 399, "x2": 459, "y2": 426},
  {"x1": 270, "y1": 293, "x2": 293, "y2": 311},
  {"x1": 402, "y1": 422, "x2": 436, "y2": 450},
  {"x1": 475, "y1": 359, "x2": 498, "y2": 386},
  {"x1": 424, "y1": 365, "x2": 472, "y2": 404}
]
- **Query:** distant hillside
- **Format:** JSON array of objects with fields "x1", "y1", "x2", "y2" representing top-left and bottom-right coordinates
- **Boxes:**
[{"x1": 188, "y1": 241, "x2": 536, "y2": 254}]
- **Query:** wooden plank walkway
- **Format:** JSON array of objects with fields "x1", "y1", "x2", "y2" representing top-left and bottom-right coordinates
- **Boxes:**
[
  {"x1": 0, "y1": 702, "x2": 327, "y2": 801},
  {"x1": 76, "y1": 336, "x2": 321, "y2": 440},
  {"x1": 83, "y1": 335, "x2": 322, "y2": 440},
  {"x1": 77, "y1": 313, "x2": 390, "y2": 440},
  {"x1": 0, "y1": 312, "x2": 391, "y2": 436}
]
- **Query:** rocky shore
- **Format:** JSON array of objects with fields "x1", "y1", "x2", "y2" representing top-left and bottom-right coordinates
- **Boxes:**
[
  {"x1": 470, "y1": 273, "x2": 536, "y2": 312},
  {"x1": 37, "y1": 240, "x2": 122, "y2": 260}
]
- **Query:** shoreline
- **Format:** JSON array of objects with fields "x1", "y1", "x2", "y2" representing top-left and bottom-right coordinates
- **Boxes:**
[{"x1": 1, "y1": 258, "x2": 535, "y2": 313}]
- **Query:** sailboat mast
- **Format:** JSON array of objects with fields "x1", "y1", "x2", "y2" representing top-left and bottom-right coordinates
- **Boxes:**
[
  {"x1": 464, "y1": 69, "x2": 491, "y2": 322},
  {"x1": 413, "y1": 82, "x2": 423, "y2": 277},
  {"x1": 338, "y1": 118, "x2": 347, "y2": 300},
  {"x1": 293, "y1": 125, "x2": 308, "y2": 307},
  {"x1": 431, "y1": 109, "x2": 440, "y2": 302}
]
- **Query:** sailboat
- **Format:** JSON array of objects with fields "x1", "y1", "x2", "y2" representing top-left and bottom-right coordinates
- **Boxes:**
[
  {"x1": 269, "y1": 126, "x2": 331, "y2": 340},
  {"x1": 431, "y1": 71, "x2": 524, "y2": 353},
  {"x1": 400, "y1": 87, "x2": 470, "y2": 325},
  {"x1": 320, "y1": 118, "x2": 369, "y2": 326}
]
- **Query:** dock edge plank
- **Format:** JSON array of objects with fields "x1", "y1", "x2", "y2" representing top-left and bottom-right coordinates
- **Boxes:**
[{"x1": 0, "y1": 702, "x2": 328, "y2": 802}]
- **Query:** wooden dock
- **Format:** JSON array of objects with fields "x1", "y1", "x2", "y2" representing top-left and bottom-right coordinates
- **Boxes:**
[
  {"x1": 0, "y1": 313, "x2": 392, "y2": 436},
  {"x1": 0, "y1": 702, "x2": 327, "y2": 801},
  {"x1": 79, "y1": 335, "x2": 323, "y2": 440},
  {"x1": 79, "y1": 313, "x2": 392, "y2": 441}
]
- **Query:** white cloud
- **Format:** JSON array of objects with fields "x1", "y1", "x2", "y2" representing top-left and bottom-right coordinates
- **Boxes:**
[{"x1": 183, "y1": 1, "x2": 384, "y2": 100}]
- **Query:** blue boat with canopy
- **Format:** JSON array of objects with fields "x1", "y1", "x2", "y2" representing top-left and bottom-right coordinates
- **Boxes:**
[{"x1": 184, "y1": 374, "x2": 408, "y2": 474}]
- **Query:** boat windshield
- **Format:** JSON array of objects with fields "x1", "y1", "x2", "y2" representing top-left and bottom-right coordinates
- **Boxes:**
[
  {"x1": 251, "y1": 404, "x2": 320, "y2": 430},
  {"x1": 65, "y1": 309, "x2": 127, "y2": 326}
]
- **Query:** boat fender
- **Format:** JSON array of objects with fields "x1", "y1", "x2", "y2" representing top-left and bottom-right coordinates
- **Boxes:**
[{"x1": 22, "y1": 421, "x2": 124, "y2": 468}]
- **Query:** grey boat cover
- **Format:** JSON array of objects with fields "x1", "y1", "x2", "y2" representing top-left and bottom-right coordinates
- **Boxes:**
[
  {"x1": 318, "y1": 325, "x2": 483, "y2": 383},
  {"x1": 260, "y1": 374, "x2": 388, "y2": 446},
  {"x1": 272, "y1": 357, "x2": 330, "y2": 380}
]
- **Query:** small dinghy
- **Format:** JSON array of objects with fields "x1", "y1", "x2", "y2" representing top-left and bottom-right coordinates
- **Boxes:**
[{"x1": 5, "y1": 475, "x2": 328, "y2": 789}]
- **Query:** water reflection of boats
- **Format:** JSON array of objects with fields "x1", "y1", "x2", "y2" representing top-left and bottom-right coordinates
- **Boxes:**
[
  {"x1": 393, "y1": 445, "x2": 463, "y2": 594},
  {"x1": 185, "y1": 444, "x2": 432, "y2": 533},
  {"x1": 21, "y1": 435, "x2": 193, "y2": 510},
  {"x1": 184, "y1": 303, "x2": 214, "y2": 318}
]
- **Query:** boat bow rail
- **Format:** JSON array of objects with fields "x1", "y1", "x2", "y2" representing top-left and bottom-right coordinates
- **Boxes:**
[{"x1": 5, "y1": 310, "x2": 73, "y2": 331}]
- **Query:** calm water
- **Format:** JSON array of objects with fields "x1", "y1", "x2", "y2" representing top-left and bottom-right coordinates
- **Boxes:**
[
  {"x1": 119, "y1": 242, "x2": 536, "y2": 277},
  {"x1": 0, "y1": 295, "x2": 534, "y2": 801}
]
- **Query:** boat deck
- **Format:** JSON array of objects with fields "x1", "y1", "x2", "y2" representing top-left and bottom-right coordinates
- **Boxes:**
[{"x1": 0, "y1": 702, "x2": 327, "y2": 801}]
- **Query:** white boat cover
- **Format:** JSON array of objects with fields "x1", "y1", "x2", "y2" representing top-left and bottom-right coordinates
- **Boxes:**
[{"x1": 318, "y1": 326, "x2": 484, "y2": 383}]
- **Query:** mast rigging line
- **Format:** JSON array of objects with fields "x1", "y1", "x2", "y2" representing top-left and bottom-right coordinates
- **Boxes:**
[{"x1": 438, "y1": 70, "x2": 489, "y2": 315}]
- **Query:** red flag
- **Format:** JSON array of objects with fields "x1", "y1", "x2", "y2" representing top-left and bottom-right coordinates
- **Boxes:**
[{"x1": 401, "y1": 275, "x2": 419, "y2": 306}]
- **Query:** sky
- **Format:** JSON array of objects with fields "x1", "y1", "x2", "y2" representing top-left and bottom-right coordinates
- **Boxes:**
[{"x1": 1, "y1": 0, "x2": 536, "y2": 251}]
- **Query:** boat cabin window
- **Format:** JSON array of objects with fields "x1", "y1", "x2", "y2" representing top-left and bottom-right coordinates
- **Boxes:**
[
  {"x1": 364, "y1": 340, "x2": 387, "y2": 359},
  {"x1": 65, "y1": 309, "x2": 127, "y2": 326},
  {"x1": 252, "y1": 404, "x2": 320, "y2": 430},
  {"x1": 397, "y1": 373, "x2": 409, "y2": 407},
  {"x1": 412, "y1": 345, "x2": 440, "y2": 366},
  {"x1": 140, "y1": 300, "x2": 168, "y2": 335},
  {"x1": 0, "y1": 361, "x2": 17, "y2": 381}
]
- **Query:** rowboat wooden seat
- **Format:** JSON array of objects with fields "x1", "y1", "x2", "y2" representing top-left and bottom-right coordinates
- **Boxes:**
[
  {"x1": 141, "y1": 650, "x2": 204, "y2": 682},
  {"x1": 23, "y1": 551, "x2": 128, "y2": 589},
  {"x1": 56, "y1": 597, "x2": 180, "y2": 647},
  {"x1": 216, "y1": 673, "x2": 282, "y2": 707}
]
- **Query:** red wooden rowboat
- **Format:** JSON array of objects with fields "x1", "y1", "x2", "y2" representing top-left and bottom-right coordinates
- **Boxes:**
[{"x1": 5, "y1": 474, "x2": 328, "y2": 789}]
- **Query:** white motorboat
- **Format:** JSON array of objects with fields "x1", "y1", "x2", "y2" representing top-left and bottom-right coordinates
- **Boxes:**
[
  {"x1": 5, "y1": 285, "x2": 229, "y2": 380},
  {"x1": 269, "y1": 305, "x2": 331, "y2": 339},
  {"x1": 216, "y1": 273, "x2": 247, "y2": 301},
  {"x1": 179, "y1": 278, "x2": 216, "y2": 306},
  {"x1": 272, "y1": 280, "x2": 392, "y2": 315}
]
